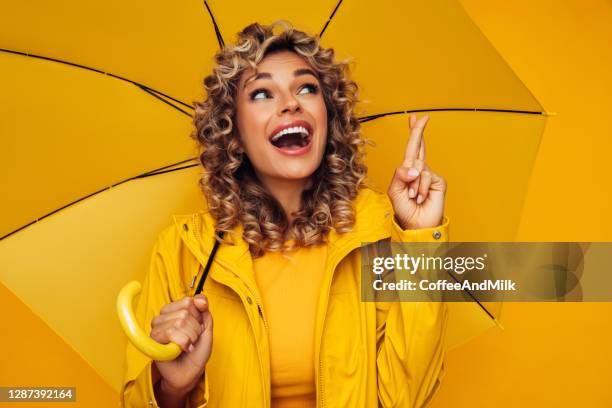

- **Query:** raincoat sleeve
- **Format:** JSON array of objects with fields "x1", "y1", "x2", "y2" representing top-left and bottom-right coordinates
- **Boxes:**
[
  {"x1": 375, "y1": 216, "x2": 450, "y2": 408},
  {"x1": 120, "y1": 231, "x2": 209, "y2": 408}
]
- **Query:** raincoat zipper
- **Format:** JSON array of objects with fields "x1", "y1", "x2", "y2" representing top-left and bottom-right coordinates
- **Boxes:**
[
  {"x1": 189, "y1": 215, "x2": 270, "y2": 406},
  {"x1": 315, "y1": 237, "x2": 363, "y2": 408},
  {"x1": 315, "y1": 227, "x2": 390, "y2": 408},
  {"x1": 234, "y1": 275, "x2": 269, "y2": 330}
]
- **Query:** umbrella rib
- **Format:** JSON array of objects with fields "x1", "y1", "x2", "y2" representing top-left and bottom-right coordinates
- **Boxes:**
[
  {"x1": 135, "y1": 163, "x2": 199, "y2": 179},
  {"x1": 0, "y1": 159, "x2": 199, "y2": 241},
  {"x1": 137, "y1": 85, "x2": 192, "y2": 117},
  {"x1": 0, "y1": 48, "x2": 194, "y2": 111},
  {"x1": 320, "y1": 0, "x2": 344, "y2": 38},
  {"x1": 137, "y1": 158, "x2": 198, "y2": 177},
  {"x1": 444, "y1": 269, "x2": 497, "y2": 322},
  {"x1": 358, "y1": 108, "x2": 545, "y2": 123},
  {"x1": 203, "y1": 0, "x2": 225, "y2": 49},
  {"x1": 137, "y1": 86, "x2": 193, "y2": 111}
]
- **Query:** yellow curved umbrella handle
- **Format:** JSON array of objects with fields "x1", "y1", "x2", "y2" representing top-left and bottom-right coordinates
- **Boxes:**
[{"x1": 116, "y1": 281, "x2": 182, "y2": 361}]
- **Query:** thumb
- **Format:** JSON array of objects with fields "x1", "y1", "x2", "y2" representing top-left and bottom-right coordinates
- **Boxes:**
[
  {"x1": 193, "y1": 294, "x2": 208, "y2": 313},
  {"x1": 188, "y1": 315, "x2": 213, "y2": 360},
  {"x1": 188, "y1": 297, "x2": 213, "y2": 359},
  {"x1": 388, "y1": 166, "x2": 420, "y2": 196}
]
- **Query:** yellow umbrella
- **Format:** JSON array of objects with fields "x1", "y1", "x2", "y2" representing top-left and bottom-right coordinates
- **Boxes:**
[{"x1": 0, "y1": 0, "x2": 548, "y2": 399}]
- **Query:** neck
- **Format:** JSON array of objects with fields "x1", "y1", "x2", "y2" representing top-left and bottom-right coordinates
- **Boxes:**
[{"x1": 257, "y1": 174, "x2": 311, "y2": 225}]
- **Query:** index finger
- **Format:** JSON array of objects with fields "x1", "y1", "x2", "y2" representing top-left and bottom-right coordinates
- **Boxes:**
[{"x1": 403, "y1": 114, "x2": 429, "y2": 166}]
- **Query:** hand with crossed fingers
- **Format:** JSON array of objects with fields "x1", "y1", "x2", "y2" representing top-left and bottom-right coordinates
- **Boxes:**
[{"x1": 387, "y1": 113, "x2": 447, "y2": 230}]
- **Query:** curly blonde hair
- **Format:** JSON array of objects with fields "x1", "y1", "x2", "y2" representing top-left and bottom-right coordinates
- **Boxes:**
[{"x1": 192, "y1": 20, "x2": 368, "y2": 258}]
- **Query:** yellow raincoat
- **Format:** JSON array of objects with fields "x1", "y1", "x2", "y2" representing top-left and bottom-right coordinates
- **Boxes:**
[{"x1": 120, "y1": 187, "x2": 449, "y2": 407}]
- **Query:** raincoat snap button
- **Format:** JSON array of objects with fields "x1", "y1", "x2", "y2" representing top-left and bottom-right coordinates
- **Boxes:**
[
  {"x1": 246, "y1": 296, "x2": 253, "y2": 304},
  {"x1": 183, "y1": 223, "x2": 189, "y2": 231},
  {"x1": 433, "y1": 230, "x2": 442, "y2": 240},
  {"x1": 147, "y1": 400, "x2": 153, "y2": 406}
]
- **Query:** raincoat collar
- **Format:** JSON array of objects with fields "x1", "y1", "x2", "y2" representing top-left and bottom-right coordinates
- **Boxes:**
[{"x1": 172, "y1": 187, "x2": 393, "y2": 286}]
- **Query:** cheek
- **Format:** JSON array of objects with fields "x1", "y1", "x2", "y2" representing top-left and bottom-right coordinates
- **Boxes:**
[
  {"x1": 236, "y1": 108, "x2": 269, "y2": 151},
  {"x1": 309, "y1": 98, "x2": 328, "y2": 134},
  {"x1": 317, "y1": 105, "x2": 328, "y2": 145}
]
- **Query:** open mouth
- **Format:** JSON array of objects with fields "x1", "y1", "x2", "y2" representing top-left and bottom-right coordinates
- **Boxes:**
[{"x1": 269, "y1": 126, "x2": 312, "y2": 150}]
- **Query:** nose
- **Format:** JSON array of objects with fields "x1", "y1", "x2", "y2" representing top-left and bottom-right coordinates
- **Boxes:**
[{"x1": 278, "y1": 93, "x2": 301, "y2": 115}]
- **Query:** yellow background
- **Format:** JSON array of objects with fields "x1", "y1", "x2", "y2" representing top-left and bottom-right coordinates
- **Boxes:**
[
  {"x1": 0, "y1": 0, "x2": 610, "y2": 406},
  {"x1": 431, "y1": 0, "x2": 612, "y2": 406}
]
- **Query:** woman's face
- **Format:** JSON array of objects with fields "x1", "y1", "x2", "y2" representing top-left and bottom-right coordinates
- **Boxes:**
[{"x1": 235, "y1": 50, "x2": 328, "y2": 185}]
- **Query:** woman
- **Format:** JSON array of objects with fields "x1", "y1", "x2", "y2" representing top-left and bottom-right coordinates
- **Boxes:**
[{"x1": 121, "y1": 21, "x2": 449, "y2": 408}]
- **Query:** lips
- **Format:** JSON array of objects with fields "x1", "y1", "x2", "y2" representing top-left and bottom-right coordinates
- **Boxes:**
[
  {"x1": 268, "y1": 120, "x2": 313, "y2": 143},
  {"x1": 266, "y1": 119, "x2": 314, "y2": 156}
]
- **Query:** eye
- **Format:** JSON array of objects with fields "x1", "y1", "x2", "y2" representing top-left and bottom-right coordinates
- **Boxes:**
[
  {"x1": 249, "y1": 88, "x2": 270, "y2": 101},
  {"x1": 299, "y1": 83, "x2": 319, "y2": 95}
]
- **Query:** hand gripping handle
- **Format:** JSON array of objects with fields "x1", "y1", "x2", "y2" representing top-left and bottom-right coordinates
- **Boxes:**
[{"x1": 116, "y1": 281, "x2": 181, "y2": 361}]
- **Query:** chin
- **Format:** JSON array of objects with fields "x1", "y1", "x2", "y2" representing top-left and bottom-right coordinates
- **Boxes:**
[{"x1": 278, "y1": 167, "x2": 318, "y2": 181}]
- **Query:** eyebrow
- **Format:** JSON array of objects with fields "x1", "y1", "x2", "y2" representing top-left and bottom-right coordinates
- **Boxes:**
[{"x1": 243, "y1": 68, "x2": 318, "y2": 90}]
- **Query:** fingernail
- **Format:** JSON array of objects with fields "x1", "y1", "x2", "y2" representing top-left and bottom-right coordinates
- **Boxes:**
[
  {"x1": 188, "y1": 344, "x2": 195, "y2": 353},
  {"x1": 409, "y1": 188, "x2": 416, "y2": 198},
  {"x1": 417, "y1": 194, "x2": 423, "y2": 204},
  {"x1": 408, "y1": 168, "x2": 419, "y2": 177}
]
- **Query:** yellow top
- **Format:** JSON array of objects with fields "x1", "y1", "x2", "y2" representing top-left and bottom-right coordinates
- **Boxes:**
[{"x1": 253, "y1": 242, "x2": 328, "y2": 408}]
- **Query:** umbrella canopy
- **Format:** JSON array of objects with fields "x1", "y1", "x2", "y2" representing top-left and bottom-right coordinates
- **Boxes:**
[
  {"x1": 0, "y1": 51, "x2": 196, "y2": 237},
  {"x1": 0, "y1": 0, "x2": 546, "y2": 398}
]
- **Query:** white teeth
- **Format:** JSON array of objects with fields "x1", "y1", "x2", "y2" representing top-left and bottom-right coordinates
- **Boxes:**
[{"x1": 270, "y1": 126, "x2": 310, "y2": 142}]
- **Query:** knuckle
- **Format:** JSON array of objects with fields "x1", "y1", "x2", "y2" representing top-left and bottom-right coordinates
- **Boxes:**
[
  {"x1": 176, "y1": 338, "x2": 189, "y2": 350},
  {"x1": 191, "y1": 304, "x2": 202, "y2": 316},
  {"x1": 150, "y1": 328, "x2": 159, "y2": 341},
  {"x1": 164, "y1": 327, "x2": 175, "y2": 338},
  {"x1": 194, "y1": 312, "x2": 203, "y2": 323},
  {"x1": 179, "y1": 309, "x2": 190, "y2": 320}
]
